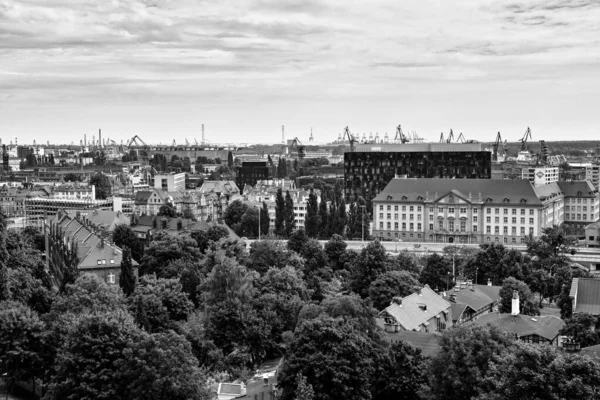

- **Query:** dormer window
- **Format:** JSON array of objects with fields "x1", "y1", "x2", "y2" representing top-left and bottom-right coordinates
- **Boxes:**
[
  {"x1": 503, "y1": 198, "x2": 510, "y2": 203},
  {"x1": 417, "y1": 196, "x2": 423, "y2": 201},
  {"x1": 520, "y1": 198, "x2": 527, "y2": 203},
  {"x1": 485, "y1": 198, "x2": 492, "y2": 203},
  {"x1": 401, "y1": 196, "x2": 408, "y2": 201}
]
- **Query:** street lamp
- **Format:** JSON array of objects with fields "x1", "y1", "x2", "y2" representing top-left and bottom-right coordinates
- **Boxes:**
[
  {"x1": 446, "y1": 271, "x2": 450, "y2": 291},
  {"x1": 475, "y1": 267, "x2": 478, "y2": 285}
]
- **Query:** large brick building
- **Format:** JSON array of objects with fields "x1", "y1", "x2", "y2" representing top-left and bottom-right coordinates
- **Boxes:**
[
  {"x1": 344, "y1": 142, "x2": 491, "y2": 200},
  {"x1": 372, "y1": 178, "x2": 564, "y2": 244}
]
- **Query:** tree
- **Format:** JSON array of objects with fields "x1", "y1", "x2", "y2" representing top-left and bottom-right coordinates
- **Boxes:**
[
  {"x1": 239, "y1": 207, "x2": 259, "y2": 238},
  {"x1": 157, "y1": 203, "x2": 177, "y2": 217},
  {"x1": 429, "y1": 324, "x2": 514, "y2": 400},
  {"x1": 139, "y1": 233, "x2": 201, "y2": 278},
  {"x1": 278, "y1": 317, "x2": 378, "y2": 400},
  {"x1": 260, "y1": 201, "x2": 270, "y2": 236},
  {"x1": 191, "y1": 226, "x2": 231, "y2": 253},
  {"x1": 387, "y1": 250, "x2": 421, "y2": 275},
  {"x1": 0, "y1": 262, "x2": 9, "y2": 302},
  {"x1": 113, "y1": 224, "x2": 142, "y2": 262},
  {"x1": 275, "y1": 188, "x2": 286, "y2": 236},
  {"x1": 334, "y1": 197, "x2": 346, "y2": 236},
  {"x1": 224, "y1": 200, "x2": 248, "y2": 228},
  {"x1": 227, "y1": 150, "x2": 234, "y2": 168},
  {"x1": 89, "y1": 172, "x2": 111, "y2": 199},
  {"x1": 324, "y1": 234, "x2": 347, "y2": 270},
  {"x1": 559, "y1": 313, "x2": 600, "y2": 347},
  {"x1": 477, "y1": 341, "x2": 600, "y2": 400},
  {"x1": 295, "y1": 373, "x2": 315, "y2": 400},
  {"x1": 350, "y1": 240, "x2": 388, "y2": 298},
  {"x1": 284, "y1": 190, "x2": 295, "y2": 237},
  {"x1": 368, "y1": 271, "x2": 421, "y2": 310},
  {"x1": 247, "y1": 240, "x2": 298, "y2": 275},
  {"x1": 119, "y1": 247, "x2": 137, "y2": 296},
  {"x1": 288, "y1": 229, "x2": 309, "y2": 254},
  {"x1": 63, "y1": 172, "x2": 82, "y2": 182},
  {"x1": 498, "y1": 277, "x2": 539, "y2": 316},
  {"x1": 318, "y1": 200, "x2": 329, "y2": 238},
  {"x1": 304, "y1": 189, "x2": 320, "y2": 238},
  {"x1": 419, "y1": 253, "x2": 453, "y2": 292},
  {"x1": 372, "y1": 340, "x2": 429, "y2": 400},
  {"x1": 462, "y1": 243, "x2": 532, "y2": 286},
  {"x1": 526, "y1": 225, "x2": 578, "y2": 261}
]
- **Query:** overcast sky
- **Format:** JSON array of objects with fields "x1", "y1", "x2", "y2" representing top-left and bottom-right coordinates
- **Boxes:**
[{"x1": 1, "y1": 0, "x2": 599, "y2": 145}]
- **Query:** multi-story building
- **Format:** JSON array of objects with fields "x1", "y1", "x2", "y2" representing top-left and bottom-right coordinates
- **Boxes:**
[
  {"x1": 153, "y1": 172, "x2": 185, "y2": 192},
  {"x1": 236, "y1": 161, "x2": 271, "y2": 192},
  {"x1": 372, "y1": 178, "x2": 564, "y2": 244},
  {"x1": 558, "y1": 181, "x2": 600, "y2": 236},
  {"x1": 133, "y1": 188, "x2": 170, "y2": 216},
  {"x1": 344, "y1": 142, "x2": 491, "y2": 200},
  {"x1": 521, "y1": 166, "x2": 559, "y2": 186}
]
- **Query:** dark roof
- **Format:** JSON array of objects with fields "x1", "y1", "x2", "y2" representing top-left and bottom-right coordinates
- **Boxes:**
[
  {"x1": 474, "y1": 313, "x2": 565, "y2": 341},
  {"x1": 571, "y1": 278, "x2": 600, "y2": 315},
  {"x1": 382, "y1": 329, "x2": 441, "y2": 358},
  {"x1": 379, "y1": 285, "x2": 451, "y2": 331},
  {"x1": 557, "y1": 181, "x2": 598, "y2": 197},
  {"x1": 580, "y1": 344, "x2": 600, "y2": 359},
  {"x1": 374, "y1": 178, "x2": 553, "y2": 206},
  {"x1": 445, "y1": 284, "x2": 501, "y2": 312},
  {"x1": 449, "y1": 303, "x2": 471, "y2": 322}
]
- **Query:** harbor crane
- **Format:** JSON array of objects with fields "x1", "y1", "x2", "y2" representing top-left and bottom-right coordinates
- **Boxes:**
[
  {"x1": 394, "y1": 125, "x2": 410, "y2": 144},
  {"x1": 290, "y1": 137, "x2": 306, "y2": 160},
  {"x1": 520, "y1": 127, "x2": 532, "y2": 151},
  {"x1": 343, "y1": 126, "x2": 358, "y2": 152},
  {"x1": 492, "y1": 132, "x2": 502, "y2": 162},
  {"x1": 456, "y1": 132, "x2": 466, "y2": 143}
]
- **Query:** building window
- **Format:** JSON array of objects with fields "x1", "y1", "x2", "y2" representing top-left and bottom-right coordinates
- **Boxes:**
[
  {"x1": 529, "y1": 227, "x2": 534, "y2": 234},
  {"x1": 449, "y1": 220, "x2": 454, "y2": 231},
  {"x1": 410, "y1": 206, "x2": 414, "y2": 212},
  {"x1": 379, "y1": 213, "x2": 384, "y2": 219},
  {"x1": 520, "y1": 209, "x2": 525, "y2": 215},
  {"x1": 394, "y1": 222, "x2": 399, "y2": 230},
  {"x1": 394, "y1": 213, "x2": 398, "y2": 220},
  {"x1": 520, "y1": 227, "x2": 525, "y2": 235},
  {"x1": 583, "y1": 206, "x2": 587, "y2": 211},
  {"x1": 503, "y1": 226, "x2": 508, "y2": 234},
  {"x1": 379, "y1": 205, "x2": 383, "y2": 210},
  {"x1": 503, "y1": 217, "x2": 508, "y2": 223},
  {"x1": 494, "y1": 226, "x2": 499, "y2": 234},
  {"x1": 379, "y1": 222, "x2": 383, "y2": 229},
  {"x1": 520, "y1": 218, "x2": 525, "y2": 224},
  {"x1": 495, "y1": 217, "x2": 499, "y2": 223},
  {"x1": 387, "y1": 222, "x2": 391, "y2": 229},
  {"x1": 504, "y1": 237, "x2": 508, "y2": 243},
  {"x1": 449, "y1": 207, "x2": 455, "y2": 213},
  {"x1": 410, "y1": 214, "x2": 414, "y2": 220},
  {"x1": 473, "y1": 225, "x2": 478, "y2": 232},
  {"x1": 486, "y1": 216, "x2": 491, "y2": 223},
  {"x1": 402, "y1": 223, "x2": 406, "y2": 230},
  {"x1": 512, "y1": 217, "x2": 517, "y2": 224},
  {"x1": 387, "y1": 213, "x2": 391, "y2": 219},
  {"x1": 438, "y1": 221, "x2": 443, "y2": 230},
  {"x1": 402, "y1": 206, "x2": 406, "y2": 211},
  {"x1": 495, "y1": 208, "x2": 499, "y2": 214},
  {"x1": 460, "y1": 221, "x2": 466, "y2": 232},
  {"x1": 430, "y1": 207, "x2": 434, "y2": 212},
  {"x1": 429, "y1": 224, "x2": 434, "y2": 230},
  {"x1": 495, "y1": 237, "x2": 499, "y2": 243},
  {"x1": 429, "y1": 215, "x2": 433, "y2": 221},
  {"x1": 394, "y1": 205, "x2": 398, "y2": 211},
  {"x1": 504, "y1": 208, "x2": 508, "y2": 214},
  {"x1": 418, "y1": 206, "x2": 422, "y2": 212},
  {"x1": 486, "y1": 208, "x2": 491, "y2": 214},
  {"x1": 529, "y1": 209, "x2": 534, "y2": 215},
  {"x1": 387, "y1": 205, "x2": 391, "y2": 211},
  {"x1": 410, "y1": 223, "x2": 414, "y2": 231},
  {"x1": 474, "y1": 216, "x2": 478, "y2": 222},
  {"x1": 512, "y1": 227, "x2": 517, "y2": 235},
  {"x1": 566, "y1": 206, "x2": 570, "y2": 211},
  {"x1": 486, "y1": 226, "x2": 491, "y2": 233},
  {"x1": 473, "y1": 208, "x2": 478, "y2": 214},
  {"x1": 512, "y1": 209, "x2": 517, "y2": 215},
  {"x1": 438, "y1": 207, "x2": 443, "y2": 213},
  {"x1": 418, "y1": 223, "x2": 422, "y2": 230},
  {"x1": 529, "y1": 218, "x2": 534, "y2": 224}
]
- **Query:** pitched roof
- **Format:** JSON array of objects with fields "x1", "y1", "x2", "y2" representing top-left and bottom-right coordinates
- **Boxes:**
[
  {"x1": 134, "y1": 191, "x2": 152, "y2": 204},
  {"x1": 381, "y1": 329, "x2": 441, "y2": 358},
  {"x1": 374, "y1": 178, "x2": 550, "y2": 205},
  {"x1": 446, "y1": 284, "x2": 501, "y2": 312},
  {"x1": 379, "y1": 285, "x2": 451, "y2": 331},
  {"x1": 580, "y1": 344, "x2": 600, "y2": 359},
  {"x1": 474, "y1": 313, "x2": 565, "y2": 341},
  {"x1": 571, "y1": 278, "x2": 600, "y2": 315},
  {"x1": 557, "y1": 180, "x2": 598, "y2": 197}
]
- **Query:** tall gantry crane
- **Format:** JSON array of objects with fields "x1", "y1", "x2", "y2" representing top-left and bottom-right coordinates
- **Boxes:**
[
  {"x1": 439, "y1": 132, "x2": 445, "y2": 143},
  {"x1": 343, "y1": 126, "x2": 358, "y2": 152},
  {"x1": 456, "y1": 132, "x2": 466, "y2": 143},
  {"x1": 520, "y1": 127, "x2": 532, "y2": 151},
  {"x1": 290, "y1": 137, "x2": 306, "y2": 161},
  {"x1": 492, "y1": 132, "x2": 502, "y2": 162},
  {"x1": 394, "y1": 125, "x2": 410, "y2": 144}
]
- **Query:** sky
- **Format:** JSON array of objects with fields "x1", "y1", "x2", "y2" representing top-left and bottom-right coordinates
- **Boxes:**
[{"x1": 1, "y1": 0, "x2": 600, "y2": 145}]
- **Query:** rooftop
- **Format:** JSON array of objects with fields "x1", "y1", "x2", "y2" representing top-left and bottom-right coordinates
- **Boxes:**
[
  {"x1": 570, "y1": 278, "x2": 600, "y2": 315},
  {"x1": 379, "y1": 285, "x2": 451, "y2": 331},
  {"x1": 557, "y1": 180, "x2": 598, "y2": 197},
  {"x1": 474, "y1": 313, "x2": 565, "y2": 341}
]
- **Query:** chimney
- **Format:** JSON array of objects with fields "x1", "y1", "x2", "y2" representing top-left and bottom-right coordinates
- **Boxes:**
[
  {"x1": 417, "y1": 288, "x2": 422, "y2": 296},
  {"x1": 100, "y1": 237, "x2": 105, "y2": 249},
  {"x1": 99, "y1": 129, "x2": 102, "y2": 148},
  {"x1": 449, "y1": 294, "x2": 457, "y2": 303},
  {"x1": 487, "y1": 278, "x2": 492, "y2": 286},
  {"x1": 391, "y1": 296, "x2": 403, "y2": 306},
  {"x1": 511, "y1": 290, "x2": 520, "y2": 316}
]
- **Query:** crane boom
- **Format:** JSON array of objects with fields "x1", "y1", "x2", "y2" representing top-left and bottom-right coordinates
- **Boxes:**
[
  {"x1": 394, "y1": 125, "x2": 409, "y2": 144},
  {"x1": 492, "y1": 132, "x2": 502, "y2": 161},
  {"x1": 343, "y1": 126, "x2": 358, "y2": 152},
  {"x1": 446, "y1": 129, "x2": 454, "y2": 143},
  {"x1": 520, "y1": 127, "x2": 532, "y2": 151}
]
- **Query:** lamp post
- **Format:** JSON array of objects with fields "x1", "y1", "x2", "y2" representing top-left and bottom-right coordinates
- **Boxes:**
[
  {"x1": 446, "y1": 271, "x2": 450, "y2": 291},
  {"x1": 360, "y1": 205, "x2": 366, "y2": 242},
  {"x1": 475, "y1": 267, "x2": 478, "y2": 285},
  {"x1": 452, "y1": 253, "x2": 456, "y2": 283}
]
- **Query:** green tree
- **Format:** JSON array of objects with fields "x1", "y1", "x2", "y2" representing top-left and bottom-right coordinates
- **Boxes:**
[
  {"x1": 429, "y1": 324, "x2": 514, "y2": 400},
  {"x1": 419, "y1": 253, "x2": 453, "y2": 291},
  {"x1": 157, "y1": 203, "x2": 177, "y2": 217},
  {"x1": 369, "y1": 271, "x2": 421, "y2": 310},
  {"x1": 238, "y1": 207, "x2": 259, "y2": 237},
  {"x1": 63, "y1": 172, "x2": 82, "y2": 182},
  {"x1": 89, "y1": 172, "x2": 111, "y2": 199},
  {"x1": 295, "y1": 373, "x2": 315, "y2": 400},
  {"x1": 284, "y1": 190, "x2": 295, "y2": 237},
  {"x1": 119, "y1": 247, "x2": 137, "y2": 296},
  {"x1": 350, "y1": 240, "x2": 389, "y2": 298},
  {"x1": 324, "y1": 234, "x2": 347, "y2": 270},
  {"x1": 304, "y1": 189, "x2": 320, "y2": 238},
  {"x1": 113, "y1": 224, "x2": 142, "y2": 262},
  {"x1": 334, "y1": 197, "x2": 346, "y2": 236},
  {"x1": 247, "y1": 240, "x2": 299, "y2": 275},
  {"x1": 463, "y1": 243, "x2": 532, "y2": 285},
  {"x1": 278, "y1": 317, "x2": 379, "y2": 400},
  {"x1": 190, "y1": 225, "x2": 230, "y2": 253},
  {"x1": 559, "y1": 313, "x2": 600, "y2": 347},
  {"x1": 139, "y1": 233, "x2": 201, "y2": 278},
  {"x1": 288, "y1": 229, "x2": 309, "y2": 254},
  {"x1": 498, "y1": 277, "x2": 539, "y2": 316},
  {"x1": 318, "y1": 200, "x2": 329, "y2": 238},
  {"x1": 0, "y1": 262, "x2": 9, "y2": 302},
  {"x1": 261, "y1": 201, "x2": 270, "y2": 236},
  {"x1": 275, "y1": 188, "x2": 286, "y2": 236},
  {"x1": 224, "y1": 200, "x2": 248, "y2": 228},
  {"x1": 372, "y1": 340, "x2": 429, "y2": 400},
  {"x1": 227, "y1": 151, "x2": 234, "y2": 168}
]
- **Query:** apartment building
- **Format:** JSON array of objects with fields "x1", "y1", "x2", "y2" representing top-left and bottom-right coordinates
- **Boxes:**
[
  {"x1": 558, "y1": 181, "x2": 600, "y2": 236},
  {"x1": 372, "y1": 178, "x2": 564, "y2": 244},
  {"x1": 153, "y1": 172, "x2": 185, "y2": 192},
  {"x1": 521, "y1": 166, "x2": 559, "y2": 186}
]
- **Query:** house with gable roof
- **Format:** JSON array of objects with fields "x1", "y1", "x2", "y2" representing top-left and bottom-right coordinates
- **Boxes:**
[{"x1": 378, "y1": 285, "x2": 453, "y2": 333}]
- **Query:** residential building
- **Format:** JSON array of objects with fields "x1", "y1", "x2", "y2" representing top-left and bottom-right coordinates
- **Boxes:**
[
  {"x1": 233, "y1": 358, "x2": 282, "y2": 400},
  {"x1": 474, "y1": 291, "x2": 564, "y2": 346},
  {"x1": 236, "y1": 161, "x2": 271, "y2": 191},
  {"x1": 521, "y1": 166, "x2": 559, "y2": 186},
  {"x1": 153, "y1": 172, "x2": 185, "y2": 192},
  {"x1": 344, "y1": 142, "x2": 491, "y2": 200},
  {"x1": 198, "y1": 180, "x2": 241, "y2": 222},
  {"x1": 56, "y1": 209, "x2": 130, "y2": 235},
  {"x1": 585, "y1": 222, "x2": 600, "y2": 248},
  {"x1": 569, "y1": 278, "x2": 600, "y2": 316},
  {"x1": 45, "y1": 211, "x2": 139, "y2": 288},
  {"x1": 558, "y1": 181, "x2": 600, "y2": 236},
  {"x1": 442, "y1": 280, "x2": 501, "y2": 325},
  {"x1": 378, "y1": 285, "x2": 453, "y2": 333},
  {"x1": 133, "y1": 188, "x2": 170, "y2": 216},
  {"x1": 372, "y1": 178, "x2": 564, "y2": 244}
]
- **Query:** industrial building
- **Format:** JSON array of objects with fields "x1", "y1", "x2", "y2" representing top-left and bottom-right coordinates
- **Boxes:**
[
  {"x1": 236, "y1": 161, "x2": 271, "y2": 193},
  {"x1": 521, "y1": 166, "x2": 559, "y2": 186},
  {"x1": 344, "y1": 142, "x2": 491, "y2": 200},
  {"x1": 372, "y1": 177, "x2": 564, "y2": 244}
]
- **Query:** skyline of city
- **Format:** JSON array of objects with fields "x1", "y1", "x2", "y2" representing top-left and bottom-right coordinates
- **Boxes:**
[{"x1": 2, "y1": 0, "x2": 600, "y2": 143}]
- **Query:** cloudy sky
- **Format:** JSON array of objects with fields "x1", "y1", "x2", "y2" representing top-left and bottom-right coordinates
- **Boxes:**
[{"x1": 1, "y1": 0, "x2": 599, "y2": 145}]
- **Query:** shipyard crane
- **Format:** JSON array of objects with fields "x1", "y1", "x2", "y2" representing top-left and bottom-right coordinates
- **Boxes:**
[
  {"x1": 520, "y1": 127, "x2": 532, "y2": 151},
  {"x1": 446, "y1": 129, "x2": 455, "y2": 143},
  {"x1": 394, "y1": 125, "x2": 410, "y2": 144},
  {"x1": 193, "y1": 138, "x2": 199, "y2": 145},
  {"x1": 457, "y1": 132, "x2": 466, "y2": 143},
  {"x1": 492, "y1": 132, "x2": 502, "y2": 162},
  {"x1": 185, "y1": 138, "x2": 190, "y2": 145},
  {"x1": 126, "y1": 135, "x2": 147, "y2": 148},
  {"x1": 343, "y1": 126, "x2": 358, "y2": 152},
  {"x1": 172, "y1": 139, "x2": 177, "y2": 146},
  {"x1": 290, "y1": 137, "x2": 306, "y2": 161},
  {"x1": 439, "y1": 132, "x2": 445, "y2": 143}
]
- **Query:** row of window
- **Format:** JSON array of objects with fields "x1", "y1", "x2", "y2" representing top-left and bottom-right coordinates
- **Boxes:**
[
  {"x1": 378, "y1": 231, "x2": 528, "y2": 244},
  {"x1": 486, "y1": 208, "x2": 535, "y2": 215},
  {"x1": 486, "y1": 217, "x2": 535, "y2": 225},
  {"x1": 377, "y1": 204, "x2": 538, "y2": 216},
  {"x1": 566, "y1": 205, "x2": 593, "y2": 212},
  {"x1": 565, "y1": 213, "x2": 594, "y2": 221},
  {"x1": 567, "y1": 198, "x2": 594, "y2": 204}
]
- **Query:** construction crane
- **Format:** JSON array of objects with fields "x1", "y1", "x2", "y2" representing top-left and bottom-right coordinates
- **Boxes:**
[
  {"x1": 520, "y1": 127, "x2": 532, "y2": 151},
  {"x1": 439, "y1": 132, "x2": 445, "y2": 143},
  {"x1": 456, "y1": 132, "x2": 466, "y2": 143},
  {"x1": 193, "y1": 138, "x2": 199, "y2": 145},
  {"x1": 394, "y1": 125, "x2": 410, "y2": 144},
  {"x1": 185, "y1": 138, "x2": 190, "y2": 145},
  {"x1": 446, "y1": 129, "x2": 455, "y2": 143},
  {"x1": 492, "y1": 132, "x2": 502, "y2": 162},
  {"x1": 126, "y1": 135, "x2": 147, "y2": 148},
  {"x1": 290, "y1": 137, "x2": 306, "y2": 160},
  {"x1": 172, "y1": 139, "x2": 176, "y2": 146},
  {"x1": 343, "y1": 126, "x2": 358, "y2": 152},
  {"x1": 539, "y1": 140, "x2": 550, "y2": 165}
]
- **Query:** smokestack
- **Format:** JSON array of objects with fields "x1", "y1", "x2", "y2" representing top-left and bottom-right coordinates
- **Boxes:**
[
  {"x1": 99, "y1": 129, "x2": 102, "y2": 148},
  {"x1": 281, "y1": 125, "x2": 285, "y2": 145},
  {"x1": 202, "y1": 124, "x2": 205, "y2": 145},
  {"x1": 84, "y1": 134, "x2": 87, "y2": 147},
  {"x1": 511, "y1": 290, "x2": 520, "y2": 316}
]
